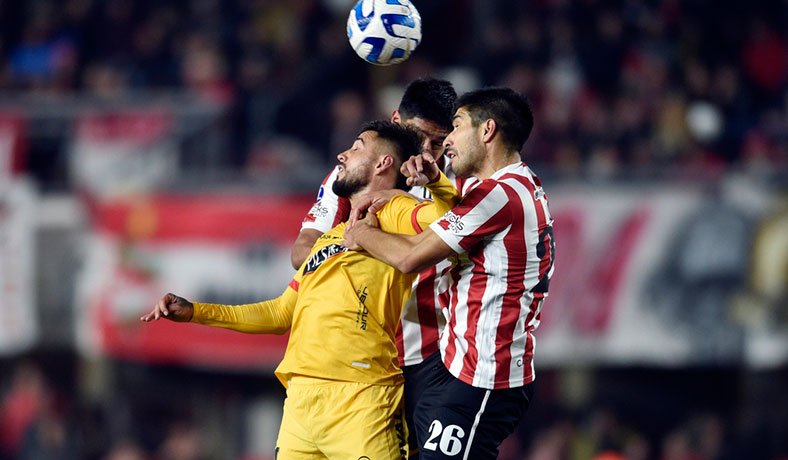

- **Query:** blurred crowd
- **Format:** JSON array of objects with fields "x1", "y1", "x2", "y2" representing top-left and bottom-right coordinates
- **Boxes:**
[{"x1": 0, "y1": 0, "x2": 787, "y2": 181}]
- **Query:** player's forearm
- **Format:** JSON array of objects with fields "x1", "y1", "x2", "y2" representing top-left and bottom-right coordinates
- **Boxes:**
[
  {"x1": 353, "y1": 225, "x2": 426, "y2": 274},
  {"x1": 291, "y1": 229, "x2": 322, "y2": 269},
  {"x1": 192, "y1": 291, "x2": 295, "y2": 334}
]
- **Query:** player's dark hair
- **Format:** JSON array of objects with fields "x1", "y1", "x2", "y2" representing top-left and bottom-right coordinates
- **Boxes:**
[
  {"x1": 398, "y1": 78, "x2": 457, "y2": 130},
  {"x1": 360, "y1": 120, "x2": 423, "y2": 191},
  {"x1": 455, "y1": 87, "x2": 534, "y2": 153}
]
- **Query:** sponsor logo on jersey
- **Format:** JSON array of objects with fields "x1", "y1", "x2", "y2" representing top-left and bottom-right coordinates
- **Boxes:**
[
  {"x1": 318, "y1": 232, "x2": 342, "y2": 241},
  {"x1": 308, "y1": 203, "x2": 330, "y2": 219},
  {"x1": 444, "y1": 211, "x2": 464, "y2": 233},
  {"x1": 303, "y1": 244, "x2": 349, "y2": 276},
  {"x1": 533, "y1": 186, "x2": 545, "y2": 201},
  {"x1": 356, "y1": 286, "x2": 369, "y2": 330}
]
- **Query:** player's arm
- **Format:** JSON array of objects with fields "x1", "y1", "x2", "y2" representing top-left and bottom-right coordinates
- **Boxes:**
[
  {"x1": 140, "y1": 288, "x2": 297, "y2": 335},
  {"x1": 345, "y1": 161, "x2": 460, "y2": 271},
  {"x1": 291, "y1": 229, "x2": 322, "y2": 269},
  {"x1": 348, "y1": 154, "x2": 460, "y2": 228},
  {"x1": 345, "y1": 223, "x2": 454, "y2": 274},
  {"x1": 292, "y1": 167, "x2": 351, "y2": 269},
  {"x1": 410, "y1": 171, "x2": 461, "y2": 229},
  {"x1": 347, "y1": 177, "x2": 510, "y2": 274}
]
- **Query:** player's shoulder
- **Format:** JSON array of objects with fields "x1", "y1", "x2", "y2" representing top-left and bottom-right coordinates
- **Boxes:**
[
  {"x1": 374, "y1": 193, "x2": 421, "y2": 231},
  {"x1": 321, "y1": 222, "x2": 348, "y2": 241},
  {"x1": 390, "y1": 192, "x2": 421, "y2": 206},
  {"x1": 378, "y1": 193, "x2": 420, "y2": 217}
]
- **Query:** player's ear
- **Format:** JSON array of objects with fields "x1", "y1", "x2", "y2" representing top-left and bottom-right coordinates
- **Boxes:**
[
  {"x1": 376, "y1": 154, "x2": 395, "y2": 173},
  {"x1": 481, "y1": 119, "x2": 496, "y2": 143},
  {"x1": 391, "y1": 110, "x2": 401, "y2": 124}
]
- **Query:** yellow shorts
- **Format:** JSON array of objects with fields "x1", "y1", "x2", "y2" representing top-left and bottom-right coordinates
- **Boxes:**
[{"x1": 275, "y1": 376, "x2": 408, "y2": 460}]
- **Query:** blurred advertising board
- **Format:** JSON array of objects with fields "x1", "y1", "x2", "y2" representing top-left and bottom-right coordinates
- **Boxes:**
[
  {"x1": 0, "y1": 114, "x2": 27, "y2": 181},
  {"x1": 542, "y1": 180, "x2": 788, "y2": 367},
  {"x1": 68, "y1": 111, "x2": 177, "y2": 199},
  {"x1": 74, "y1": 194, "x2": 313, "y2": 370},
  {"x1": 74, "y1": 181, "x2": 788, "y2": 369},
  {"x1": 0, "y1": 180, "x2": 37, "y2": 354}
]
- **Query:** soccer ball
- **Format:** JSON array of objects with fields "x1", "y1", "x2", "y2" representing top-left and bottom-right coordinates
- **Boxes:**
[{"x1": 347, "y1": 0, "x2": 422, "y2": 66}]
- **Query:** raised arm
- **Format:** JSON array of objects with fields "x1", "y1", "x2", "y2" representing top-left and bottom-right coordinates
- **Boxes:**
[{"x1": 141, "y1": 287, "x2": 297, "y2": 335}]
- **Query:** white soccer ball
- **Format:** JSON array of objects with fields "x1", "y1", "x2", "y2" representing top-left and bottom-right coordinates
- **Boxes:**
[{"x1": 346, "y1": 0, "x2": 422, "y2": 66}]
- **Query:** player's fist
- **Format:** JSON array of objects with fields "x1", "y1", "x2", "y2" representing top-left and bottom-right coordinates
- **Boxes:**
[
  {"x1": 140, "y1": 293, "x2": 194, "y2": 323},
  {"x1": 401, "y1": 152, "x2": 439, "y2": 187}
]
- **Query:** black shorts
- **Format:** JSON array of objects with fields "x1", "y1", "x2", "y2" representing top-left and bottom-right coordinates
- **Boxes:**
[
  {"x1": 402, "y1": 354, "x2": 444, "y2": 458},
  {"x1": 411, "y1": 352, "x2": 534, "y2": 460}
]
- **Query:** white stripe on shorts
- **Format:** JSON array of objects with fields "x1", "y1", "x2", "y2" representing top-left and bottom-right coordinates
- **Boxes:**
[{"x1": 463, "y1": 389, "x2": 491, "y2": 460}]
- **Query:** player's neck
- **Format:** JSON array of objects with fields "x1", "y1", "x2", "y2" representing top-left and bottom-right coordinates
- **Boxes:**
[
  {"x1": 477, "y1": 148, "x2": 520, "y2": 180},
  {"x1": 348, "y1": 177, "x2": 395, "y2": 208}
]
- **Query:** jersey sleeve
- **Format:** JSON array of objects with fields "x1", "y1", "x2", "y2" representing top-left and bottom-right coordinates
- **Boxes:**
[
  {"x1": 374, "y1": 173, "x2": 459, "y2": 235},
  {"x1": 428, "y1": 179, "x2": 512, "y2": 254},
  {"x1": 191, "y1": 286, "x2": 297, "y2": 334},
  {"x1": 376, "y1": 195, "x2": 423, "y2": 236},
  {"x1": 405, "y1": 172, "x2": 462, "y2": 232},
  {"x1": 301, "y1": 167, "x2": 351, "y2": 233}
]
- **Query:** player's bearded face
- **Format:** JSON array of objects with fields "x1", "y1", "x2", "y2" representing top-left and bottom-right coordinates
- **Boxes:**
[{"x1": 333, "y1": 161, "x2": 372, "y2": 198}]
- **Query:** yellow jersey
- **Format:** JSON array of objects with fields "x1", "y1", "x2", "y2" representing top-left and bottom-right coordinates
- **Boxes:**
[{"x1": 191, "y1": 173, "x2": 459, "y2": 388}]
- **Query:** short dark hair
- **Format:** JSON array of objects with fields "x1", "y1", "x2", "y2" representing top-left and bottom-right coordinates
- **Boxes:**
[
  {"x1": 455, "y1": 87, "x2": 534, "y2": 153},
  {"x1": 359, "y1": 120, "x2": 423, "y2": 190},
  {"x1": 398, "y1": 78, "x2": 457, "y2": 130}
]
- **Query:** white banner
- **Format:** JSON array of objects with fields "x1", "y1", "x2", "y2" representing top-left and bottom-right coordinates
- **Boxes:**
[
  {"x1": 0, "y1": 179, "x2": 37, "y2": 354},
  {"x1": 539, "y1": 179, "x2": 787, "y2": 367},
  {"x1": 73, "y1": 180, "x2": 788, "y2": 367},
  {"x1": 74, "y1": 195, "x2": 313, "y2": 369},
  {"x1": 68, "y1": 111, "x2": 177, "y2": 199}
]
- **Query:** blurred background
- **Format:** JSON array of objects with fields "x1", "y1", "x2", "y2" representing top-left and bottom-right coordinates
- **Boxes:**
[{"x1": 0, "y1": 0, "x2": 787, "y2": 459}]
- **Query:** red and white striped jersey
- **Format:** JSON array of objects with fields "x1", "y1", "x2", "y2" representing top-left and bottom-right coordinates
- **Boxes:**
[
  {"x1": 300, "y1": 161, "x2": 475, "y2": 367},
  {"x1": 398, "y1": 164, "x2": 475, "y2": 366},
  {"x1": 301, "y1": 167, "x2": 351, "y2": 233},
  {"x1": 429, "y1": 161, "x2": 554, "y2": 390}
]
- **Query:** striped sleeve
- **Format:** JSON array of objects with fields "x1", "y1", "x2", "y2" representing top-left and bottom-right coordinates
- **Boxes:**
[
  {"x1": 429, "y1": 180, "x2": 511, "y2": 253},
  {"x1": 301, "y1": 167, "x2": 351, "y2": 233}
]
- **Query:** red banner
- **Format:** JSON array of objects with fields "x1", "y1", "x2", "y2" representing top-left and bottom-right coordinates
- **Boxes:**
[
  {"x1": 0, "y1": 113, "x2": 27, "y2": 179},
  {"x1": 75, "y1": 184, "x2": 788, "y2": 368},
  {"x1": 76, "y1": 194, "x2": 314, "y2": 369}
]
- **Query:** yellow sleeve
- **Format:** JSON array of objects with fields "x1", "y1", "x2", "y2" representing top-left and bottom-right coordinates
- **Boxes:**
[
  {"x1": 378, "y1": 172, "x2": 461, "y2": 235},
  {"x1": 412, "y1": 172, "x2": 461, "y2": 230},
  {"x1": 191, "y1": 285, "x2": 297, "y2": 334}
]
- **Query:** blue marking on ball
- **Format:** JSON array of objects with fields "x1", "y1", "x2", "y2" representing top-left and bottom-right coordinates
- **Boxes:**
[
  {"x1": 354, "y1": 0, "x2": 375, "y2": 32},
  {"x1": 360, "y1": 36, "x2": 386, "y2": 63}
]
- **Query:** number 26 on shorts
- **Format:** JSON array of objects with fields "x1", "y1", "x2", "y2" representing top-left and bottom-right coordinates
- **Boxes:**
[{"x1": 423, "y1": 420, "x2": 465, "y2": 456}]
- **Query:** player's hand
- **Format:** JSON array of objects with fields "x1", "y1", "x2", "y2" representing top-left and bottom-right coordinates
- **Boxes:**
[
  {"x1": 140, "y1": 293, "x2": 194, "y2": 322},
  {"x1": 342, "y1": 213, "x2": 378, "y2": 250},
  {"x1": 348, "y1": 189, "x2": 405, "y2": 229},
  {"x1": 401, "y1": 152, "x2": 439, "y2": 187}
]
